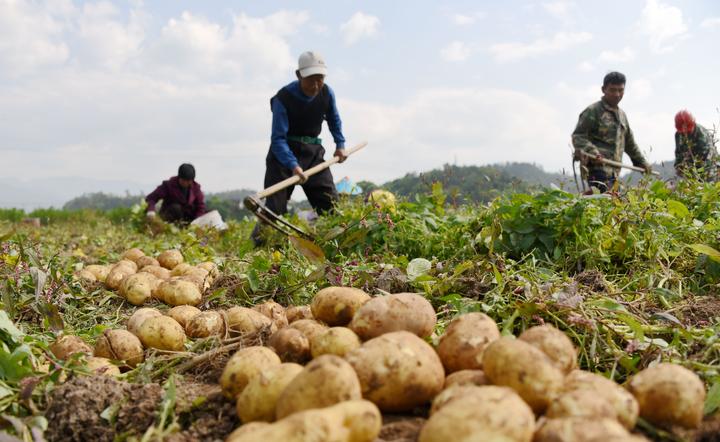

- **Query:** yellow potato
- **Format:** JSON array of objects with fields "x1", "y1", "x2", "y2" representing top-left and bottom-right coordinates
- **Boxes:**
[
  {"x1": 482, "y1": 337, "x2": 564, "y2": 414},
  {"x1": 139, "y1": 264, "x2": 171, "y2": 281},
  {"x1": 349, "y1": 292, "x2": 436, "y2": 340},
  {"x1": 310, "y1": 327, "x2": 361, "y2": 358},
  {"x1": 226, "y1": 422, "x2": 271, "y2": 440},
  {"x1": 157, "y1": 249, "x2": 184, "y2": 270},
  {"x1": 286, "y1": 305, "x2": 313, "y2": 323},
  {"x1": 562, "y1": 370, "x2": 639, "y2": 429},
  {"x1": 443, "y1": 369, "x2": 488, "y2": 390},
  {"x1": 345, "y1": 331, "x2": 444, "y2": 412},
  {"x1": 75, "y1": 269, "x2": 96, "y2": 282},
  {"x1": 220, "y1": 346, "x2": 281, "y2": 399},
  {"x1": 83, "y1": 356, "x2": 121, "y2": 377},
  {"x1": 156, "y1": 280, "x2": 202, "y2": 306},
  {"x1": 127, "y1": 307, "x2": 163, "y2": 337},
  {"x1": 105, "y1": 261, "x2": 137, "y2": 290},
  {"x1": 197, "y1": 261, "x2": 219, "y2": 278},
  {"x1": 85, "y1": 264, "x2": 110, "y2": 282},
  {"x1": 268, "y1": 328, "x2": 310, "y2": 364},
  {"x1": 519, "y1": 325, "x2": 577, "y2": 374},
  {"x1": 436, "y1": 312, "x2": 500, "y2": 373},
  {"x1": 93, "y1": 329, "x2": 144, "y2": 367},
  {"x1": 119, "y1": 272, "x2": 159, "y2": 306},
  {"x1": 288, "y1": 319, "x2": 328, "y2": 342},
  {"x1": 254, "y1": 300, "x2": 289, "y2": 329},
  {"x1": 115, "y1": 259, "x2": 138, "y2": 272},
  {"x1": 226, "y1": 307, "x2": 277, "y2": 337},
  {"x1": 170, "y1": 262, "x2": 193, "y2": 276},
  {"x1": 420, "y1": 386, "x2": 535, "y2": 442},
  {"x1": 186, "y1": 310, "x2": 226, "y2": 338},
  {"x1": 236, "y1": 363, "x2": 303, "y2": 422},
  {"x1": 167, "y1": 305, "x2": 202, "y2": 330},
  {"x1": 135, "y1": 256, "x2": 159, "y2": 269},
  {"x1": 276, "y1": 354, "x2": 362, "y2": 419},
  {"x1": 227, "y1": 400, "x2": 381, "y2": 442},
  {"x1": 627, "y1": 362, "x2": 706, "y2": 429},
  {"x1": 546, "y1": 389, "x2": 617, "y2": 420},
  {"x1": 137, "y1": 315, "x2": 186, "y2": 351},
  {"x1": 310, "y1": 286, "x2": 371, "y2": 326},
  {"x1": 534, "y1": 417, "x2": 631, "y2": 442},
  {"x1": 50, "y1": 335, "x2": 92, "y2": 360},
  {"x1": 121, "y1": 247, "x2": 145, "y2": 263}
]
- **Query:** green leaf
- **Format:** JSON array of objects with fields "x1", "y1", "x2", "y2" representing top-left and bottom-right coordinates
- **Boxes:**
[
  {"x1": 247, "y1": 269, "x2": 259, "y2": 292},
  {"x1": 689, "y1": 244, "x2": 720, "y2": 262},
  {"x1": 0, "y1": 310, "x2": 23, "y2": 340},
  {"x1": 704, "y1": 381, "x2": 720, "y2": 415},
  {"x1": 666, "y1": 200, "x2": 690, "y2": 218},
  {"x1": 289, "y1": 236, "x2": 326, "y2": 265},
  {"x1": 407, "y1": 258, "x2": 432, "y2": 281}
]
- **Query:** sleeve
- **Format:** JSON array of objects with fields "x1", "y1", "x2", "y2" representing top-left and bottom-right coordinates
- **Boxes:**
[
  {"x1": 571, "y1": 107, "x2": 601, "y2": 157},
  {"x1": 325, "y1": 87, "x2": 346, "y2": 149},
  {"x1": 623, "y1": 122, "x2": 648, "y2": 167},
  {"x1": 270, "y1": 97, "x2": 299, "y2": 170},
  {"x1": 674, "y1": 132, "x2": 685, "y2": 170},
  {"x1": 696, "y1": 128, "x2": 712, "y2": 160},
  {"x1": 145, "y1": 182, "x2": 167, "y2": 212},
  {"x1": 194, "y1": 185, "x2": 206, "y2": 218}
]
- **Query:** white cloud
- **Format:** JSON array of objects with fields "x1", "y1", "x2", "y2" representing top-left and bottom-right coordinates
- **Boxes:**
[
  {"x1": 450, "y1": 12, "x2": 484, "y2": 26},
  {"x1": 630, "y1": 78, "x2": 653, "y2": 100},
  {"x1": 577, "y1": 61, "x2": 595, "y2": 72},
  {"x1": 598, "y1": 47, "x2": 635, "y2": 63},
  {"x1": 441, "y1": 41, "x2": 472, "y2": 62},
  {"x1": 490, "y1": 32, "x2": 592, "y2": 62},
  {"x1": 638, "y1": 0, "x2": 687, "y2": 53},
  {"x1": 701, "y1": 17, "x2": 720, "y2": 29},
  {"x1": 340, "y1": 12, "x2": 380, "y2": 45},
  {"x1": 75, "y1": 1, "x2": 146, "y2": 68},
  {"x1": 543, "y1": 1, "x2": 574, "y2": 23}
]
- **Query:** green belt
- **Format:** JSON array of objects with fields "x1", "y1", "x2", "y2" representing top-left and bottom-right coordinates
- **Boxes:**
[{"x1": 287, "y1": 135, "x2": 322, "y2": 145}]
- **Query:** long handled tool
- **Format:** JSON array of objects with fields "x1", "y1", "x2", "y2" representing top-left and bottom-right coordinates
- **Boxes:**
[
  {"x1": 576, "y1": 150, "x2": 660, "y2": 176},
  {"x1": 243, "y1": 142, "x2": 368, "y2": 239}
]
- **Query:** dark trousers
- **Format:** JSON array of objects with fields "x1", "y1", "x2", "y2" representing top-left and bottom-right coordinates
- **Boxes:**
[
  {"x1": 159, "y1": 203, "x2": 192, "y2": 224},
  {"x1": 586, "y1": 168, "x2": 617, "y2": 193}
]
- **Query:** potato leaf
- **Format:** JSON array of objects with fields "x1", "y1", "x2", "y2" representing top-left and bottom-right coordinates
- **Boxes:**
[{"x1": 289, "y1": 236, "x2": 325, "y2": 265}]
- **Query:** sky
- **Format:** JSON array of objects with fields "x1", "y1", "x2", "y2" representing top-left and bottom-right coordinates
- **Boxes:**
[{"x1": 2, "y1": 0, "x2": 720, "y2": 207}]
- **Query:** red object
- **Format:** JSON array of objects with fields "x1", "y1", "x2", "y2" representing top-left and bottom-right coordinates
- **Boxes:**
[
  {"x1": 675, "y1": 110, "x2": 696, "y2": 135},
  {"x1": 145, "y1": 176, "x2": 206, "y2": 219}
]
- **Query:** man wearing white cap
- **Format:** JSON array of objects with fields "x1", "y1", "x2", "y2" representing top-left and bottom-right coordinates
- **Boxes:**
[{"x1": 252, "y1": 50, "x2": 347, "y2": 245}]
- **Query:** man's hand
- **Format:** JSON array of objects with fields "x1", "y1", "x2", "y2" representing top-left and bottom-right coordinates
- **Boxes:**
[
  {"x1": 643, "y1": 164, "x2": 653, "y2": 175},
  {"x1": 293, "y1": 166, "x2": 308, "y2": 184},
  {"x1": 334, "y1": 148, "x2": 348, "y2": 163}
]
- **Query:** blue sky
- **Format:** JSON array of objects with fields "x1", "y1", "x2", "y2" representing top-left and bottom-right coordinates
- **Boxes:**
[{"x1": 1, "y1": 0, "x2": 719, "y2": 206}]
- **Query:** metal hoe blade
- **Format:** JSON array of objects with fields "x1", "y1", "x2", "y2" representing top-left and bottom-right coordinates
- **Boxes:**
[{"x1": 243, "y1": 195, "x2": 313, "y2": 240}]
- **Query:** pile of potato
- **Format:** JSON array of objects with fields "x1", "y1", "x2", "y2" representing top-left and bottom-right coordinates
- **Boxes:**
[
  {"x1": 76, "y1": 247, "x2": 218, "y2": 307},
  {"x1": 216, "y1": 287, "x2": 708, "y2": 442}
]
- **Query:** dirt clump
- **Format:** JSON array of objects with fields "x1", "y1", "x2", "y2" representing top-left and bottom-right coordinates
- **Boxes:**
[
  {"x1": 679, "y1": 295, "x2": 720, "y2": 327},
  {"x1": 573, "y1": 270, "x2": 609, "y2": 293},
  {"x1": 374, "y1": 416, "x2": 426, "y2": 442}
]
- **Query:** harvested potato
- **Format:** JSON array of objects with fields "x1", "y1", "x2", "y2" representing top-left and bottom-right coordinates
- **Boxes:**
[
  {"x1": 186, "y1": 310, "x2": 226, "y2": 338},
  {"x1": 420, "y1": 386, "x2": 535, "y2": 442},
  {"x1": 519, "y1": 325, "x2": 577, "y2": 374},
  {"x1": 226, "y1": 422, "x2": 271, "y2": 440},
  {"x1": 119, "y1": 272, "x2": 159, "y2": 306},
  {"x1": 50, "y1": 335, "x2": 92, "y2": 360},
  {"x1": 76, "y1": 269, "x2": 96, "y2": 282},
  {"x1": 167, "y1": 305, "x2": 202, "y2": 329},
  {"x1": 482, "y1": 337, "x2": 564, "y2": 414},
  {"x1": 436, "y1": 312, "x2": 500, "y2": 373},
  {"x1": 83, "y1": 356, "x2": 121, "y2": 377},
  {"x1": 127, "y1": 307, "x2": 163, "y2": 337},
  {"x1": 349, "y1": 292, "x2": 436, "y2": 340},
  {"x1": 627, "y1": 362, "x2": 705, "y2": 429},
  {"x1": 286, "y1": 305, "x2": 313, "y2": 323},
  {"x1": 534, "y1": 417, "x2": 631, "y2": 442},
  {"x1": 227, "y1": 400, "x2": 381, "y2": 442},
  {"x1": 122, "y1": 248, "x2": 145, "y2": 263},
  {"x1": 178, "y1": 272, "x2": 211, "y2": 292},
  {"x1": 105, "y1": 261, "x2": 137, "y2": 290},
  {"x1": 170, "y1": 262, "x2": 193, "y2": 277},
  {"x1": 85, "y1": 264, "x2": 111, "y2": 282},
  {"x1": 158, "y1": 249, "x2": 184, "y2": 270},
  {"x1": 546, "y1": 389, "x2": 617, "y2": 420},
  {"x1": 310, "y1": 327, "x2": 361, "y2": 358},
  {"x1": 288, "y1": 319, "x2": 328, "y2": 342},
  {"x1": 220, "y1": 346, "x2": 281, "y2": 399},
  {"x1": 276, "y1": 355, "x2": 362, "y2": 419},
  {"x1": 93, "y1": 329, "x2": 144, "y2": 367},
  {"x1": 115, "y1": 259, "x2": 138, "y2": 272},
  {"x1": 254, "y1": 301, "x2": 289, "y2": 329},
  {"x1": 562, "y1": 370, "x2": 639, "y2": 429},
  {"x1": 137, "y1": 316, "x2": 186, "y2": 351},
  {"x1": 156, "y1": 280, "x2": 202, "y2": 306},
  {"x1": 139, "y1": 265, "x2": 171, "y2": 281},
  {"x1": 197, "y1": 261, "x2": 219, "y2": 278},
  {"x1": 226, "y1": 307, "x2": 276, "y2": 337},
  {"x1": 135, "y1": 256, "x2": 159, "y2": 269},
  {"x1": 268, "y1": 328, "x2": 310, "y2": 364},
  {"x1": 345, "y1": 331, "x2": 444, "y2": 412},
  {"x1": 443, "y1": 369, "x2": 488, "y2": 390},
  {"x1": 236, "y1": 363, "x2": 304, "y2": 422},
  {"x1": 310, "y1": 286, "x2": 371, "y2": 326}
]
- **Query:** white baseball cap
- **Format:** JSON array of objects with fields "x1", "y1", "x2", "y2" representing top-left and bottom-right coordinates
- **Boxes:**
[{"x1": 298, "y1": 51, "x2": 327, "y2": 78}]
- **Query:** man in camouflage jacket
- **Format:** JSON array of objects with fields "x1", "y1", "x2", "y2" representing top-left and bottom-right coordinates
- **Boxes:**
[
  {"x1": 572, "y1": 72, "x2": 651, "y2": 192},
  {"x1": 674, "y1": 110, "x2": 718, "y2": 182}
]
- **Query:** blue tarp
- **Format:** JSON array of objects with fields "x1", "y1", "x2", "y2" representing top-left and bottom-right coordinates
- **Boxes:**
[{"x1": 335, "y1": 176, "x2": 363, "y2": 195}]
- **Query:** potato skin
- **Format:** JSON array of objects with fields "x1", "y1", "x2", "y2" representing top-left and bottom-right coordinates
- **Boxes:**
[
  {"x1": 627, "y1": 363, "x2": 706, "y2": 429},
  {"x1": 50, "y1": 335, "x2": 92, "y2": 360},
  {"x1": 127, "y1": 307, "x2": 163, "y2": 337},
  {"x1": 139, "y1": 265, "x2": 171, "y2": 281},
  {"x1": 546, "y1": 389, "x2": 617, "y2": 420},
  {"x1": 167, "y1": 305, "x2": 202, "y2": 330},
  {"x1": 420, "y1": 386, "x2": 535, "y2": 442},
  {"x1": 186, "y1": 310, "x2": 226, "y2": 338},
  {"x1": 253, "y1": 300, "x2": 289, "y2": 329},
  {"x1": 310, "y1": 327, "x2": 361, "y2": 358},
  {"x1": 220, "y1": 346, "x2": 281, "y2": 399},
  {"x1": 105, "y1": 261, "x2": 137, "y2": 290},
  {"x1": 349, "y1": 293, "x2": 436, "y2": 340},
  {"x1": 156, "y1": 280, "x2": 202, "y2": 306},
  {"x1": 93, "y1": 329, "x2": 144, "y2": 367},
  {"x1": 119, "y1": 272, "x2": 159, "y2": 306},
  {"x1": 227, "y1": 400, "x2": 382, "y2": 442},
  {"x1": 562, "y1": 370, "x2": 639, "y2": 429},
  {"x1": 121, "y1": 248, "x2": 145, "y2": 263},
  {"x1": 157, "y1": 249, "x2": 184, "y2": 270},
  {"x1": 436, "y1": 312, "x2": 500, "y2": 373},
  {"x1": 443, "y1": 369, "x2": 488, "y2": 390},
  {"x1": 534, "y1": 417, "x2": 630, "y2": 442},
  {"x1": 85, "y1": 264, "x2": 110, "y2": 282},
  {"x1": 236, "y1": 363, "x2": 303, "y2": 423},
  {"x1": 135, "y1": 256, "x2": 159, "y2": 270},
  {"x1": 518, "y1": 325, "x2": 577, "y2": 374},
  {"x1": 310, "y1": 287, "x2": 371, "y2": 326},
  {"x1": 84, "y1": 356, "x2": 121, "y2": 377},
  {"x1": 226, "y1": 307, "x2": 276, "y2": 336},
  {"x1": 76, "y1": 269, "x2": 96, "y2": 282},
  {"x1": 482, "y1": 336, "x2": 564, "y2": 414},
  {"x1": 276, "y1": 354, "x2": 362, "y2": 419},
  {"x1": 288, "y1": 319, "x2": 328, "y2": 342},
  {"x1": 345, "y1": 331, "x2": 445, "y2": 412},
  {"x1": 286, "y1": 305, "x2": 313, "y2": 323},
  {"x1": 268, "y1": 328, "x2": 311, "y2": 364},
  {"x1": 137, "y1": 316, "x2": 186, "y2": 351}
]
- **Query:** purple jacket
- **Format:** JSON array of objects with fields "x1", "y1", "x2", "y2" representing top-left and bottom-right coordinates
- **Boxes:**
[{"x1": 145, "y1": 176, "x2": 206, "y2": 220}]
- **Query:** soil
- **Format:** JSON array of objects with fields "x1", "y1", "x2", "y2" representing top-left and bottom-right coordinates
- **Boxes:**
[
  {"x1": 573, "y1": 269, "x2": 609, "y2": 293},
  {"x1": 678, "y1": 295, "x2": 720, "y2": 327},
  {"x1": 374, "y1": 416, "x2": 426, "y2": 442}
]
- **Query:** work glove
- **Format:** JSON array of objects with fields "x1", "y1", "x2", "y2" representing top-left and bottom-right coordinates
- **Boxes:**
[{"x1": 146, "y1": 211, "x2": 156, "y2": 218}]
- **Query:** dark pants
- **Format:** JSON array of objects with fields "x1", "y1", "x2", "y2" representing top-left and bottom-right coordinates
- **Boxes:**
[
  {"x1": 159, "y1": 203, "x2": 192, "y2": 224},
  {"x1": 586, "y1": 168, "x2": 617, "y2": 193},
  {"x1": 252, "y1": 142, "x2": 338, "y2": 246}
]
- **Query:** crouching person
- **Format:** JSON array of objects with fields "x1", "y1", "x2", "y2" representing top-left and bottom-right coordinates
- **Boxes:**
[{"x1": 145, "y1": 163, "x2": 206, "y2": 224}]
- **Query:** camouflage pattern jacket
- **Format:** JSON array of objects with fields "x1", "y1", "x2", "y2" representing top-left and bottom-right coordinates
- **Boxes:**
[
  {"x1": 675, "y1": 124, "x2": 718, "y2": 180},
  {"x1": 572, "y1": 99, "x2": 649, "y2": 175}
]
